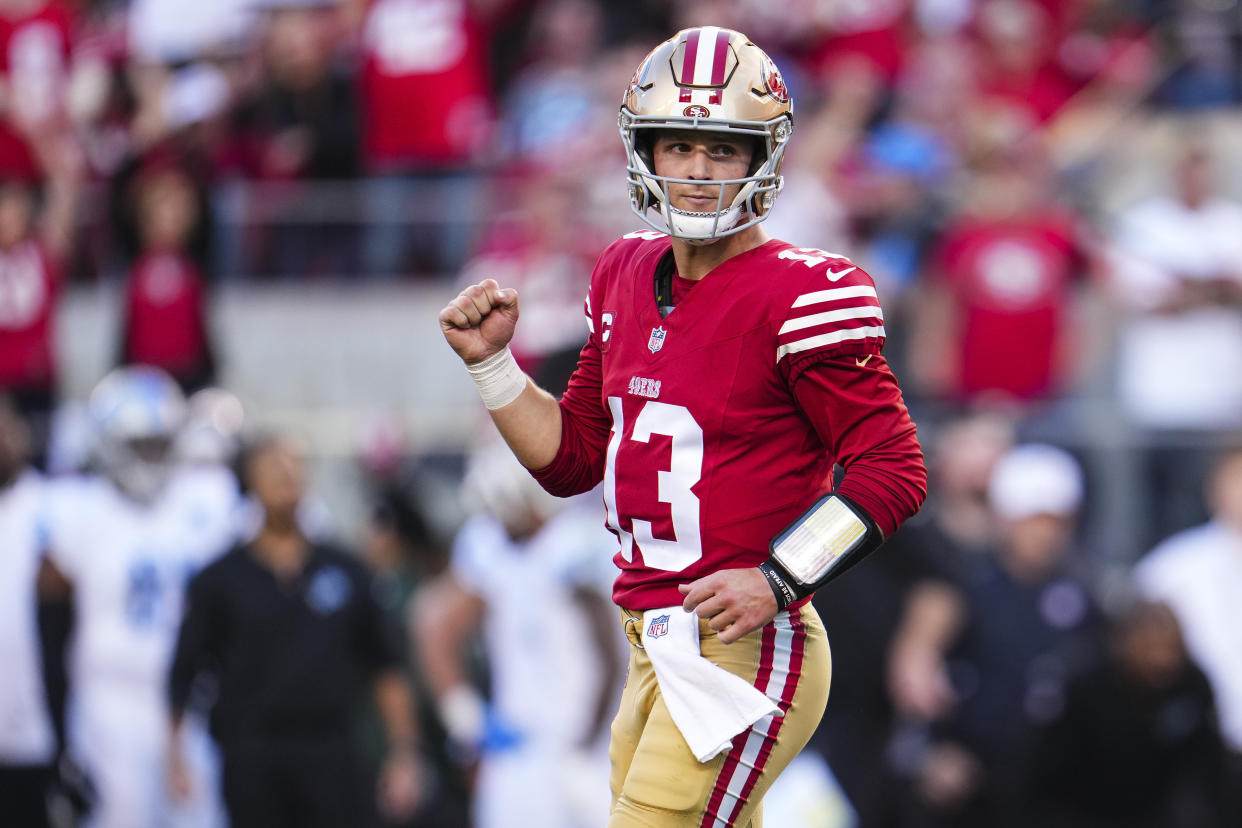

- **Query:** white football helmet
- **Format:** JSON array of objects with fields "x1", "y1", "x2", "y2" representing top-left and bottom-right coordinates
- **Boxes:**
[
  {"x1": 175, "y1": 386, "x2": 246, "y2": 467},
  {"x1": 462, "y1": 441, "x2": 562, "y2": 541},
  {"x1": 88, "y1": 365, "x2": 187, "y2": 503},
  {"x1": 620, "y1": 27, "x2": 794, "y2": 241}
]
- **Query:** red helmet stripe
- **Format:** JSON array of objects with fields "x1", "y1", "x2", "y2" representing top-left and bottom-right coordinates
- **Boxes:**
[
  {"x1": 679, "y1": 29, "x2": 701, "y2": 102},
  {"x1": 710, "y1": 30, "x2": 729, "y2": 86}
]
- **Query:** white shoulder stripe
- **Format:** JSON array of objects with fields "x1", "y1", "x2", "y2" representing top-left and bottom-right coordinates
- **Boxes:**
[
  {"x1": 791, "y1": 285, "x2": 877, "y2": 308},
  {"x1": 586, "y1": 313, "x2": 594, "y2": 334},
  {"x1": 778, "y1": 305, "x2": 884, "y2": 335},
  {"x1": 776, "y1": 325, "x2": 886, "y2": 362}
]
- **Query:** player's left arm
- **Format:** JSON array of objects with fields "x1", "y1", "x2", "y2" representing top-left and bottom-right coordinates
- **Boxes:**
[
  {"x1": 679, "y1": 355, "x2": 926, "y2": 643},
  {"x1": 752, "y1": 353, "x2": 926, "y2": 608},
  {"x1": 683, "y1": 259, "x2": 925, "y2": 642}
]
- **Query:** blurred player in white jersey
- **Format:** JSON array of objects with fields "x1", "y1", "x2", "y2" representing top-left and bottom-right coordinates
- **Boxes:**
[
  {"x1": 41, "y1": 366, "x2": 238, "y2": 828},
  {"x1": 0, "y1": 395, "x2": 59, "y2": 826},
  {"x1": 415, "y1": 441, "x2": 625, "y2": 828}
]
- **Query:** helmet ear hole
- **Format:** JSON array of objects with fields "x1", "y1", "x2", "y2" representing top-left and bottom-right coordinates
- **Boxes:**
[
  {"x1": 635, "y1": 131, "x2": 655, "y2": 170},
  {"x1": 746, "y1": 136, "x2": 766, "y2": 177}
]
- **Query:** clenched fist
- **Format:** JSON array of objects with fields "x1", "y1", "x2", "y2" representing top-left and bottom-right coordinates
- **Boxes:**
[{"x1": 438, "y1": 279, "x2": 520, "y2": 365}]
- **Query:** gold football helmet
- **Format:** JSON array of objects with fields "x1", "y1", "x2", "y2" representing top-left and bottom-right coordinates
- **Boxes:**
[{"x1": 620, "y1": 27, "x2": 794, "y2": 241}]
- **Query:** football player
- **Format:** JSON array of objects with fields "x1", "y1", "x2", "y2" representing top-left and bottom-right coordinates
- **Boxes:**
[
  {"x1": 439, "y1": 27, "x2": 926, "y2": 827},
  {"x1": 0, "y1": 395, "x2": 59, "y2": 827},
  {"x1": 415, "y1": 440, "x2": 624, "y2": 828},
  {"x1": 41, "y1": 366, "x2": 238, "y2": 828}
]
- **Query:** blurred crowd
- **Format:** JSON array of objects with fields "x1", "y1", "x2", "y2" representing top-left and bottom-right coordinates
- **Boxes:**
[{"x1": 3, "y1": 0, "x2": 1242, "y2": 826}]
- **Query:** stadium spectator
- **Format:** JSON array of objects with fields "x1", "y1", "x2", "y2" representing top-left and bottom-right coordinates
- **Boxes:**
[
  {"x1": 114, "y1": 156, "x2": 218, "y2": 393},
  {"x1": 0, "y1": 124, "x2": 81, "y2": 468},
  {"x1": 414, "y1": 441, "x2": 623, "y2": 828},
  {"x1": 758, "y1": 104, "x2": 855, "y2": 268},
  {"x1": 1105, "y1": 140, "x2": 1242, "y2": 546},
  {"x1": 231, "y1": 0, "x2": 360, "y2": 278},
  {"x1": 235, "y1": 1, "x2": 357, "y2": 181},
  {"x1": 351, "y1": 0, "x2": 509, "y2": 277},
  {"x1": 887, "y1": 443, "x2": 1103, "y2": 827},
  {"x1": 0, "y1": 0, "x2": 77, "y2": 182},
  {"x1": 169, "y1": 433, "x2": 424, "y2": 828},
  {"x1": 1155, "y1": 0, "x2": 1242, "y2": 109},
  {"x1": 905, "y1": 138, "x2": 1095, "y2": 407},
  {"x1": 798, "y1": 0, "x2": 911, "y2": 88},
  {"x1": 1026, "y1": 599, "x2": 1228, "y2": 828},
  {"x1": 499, "y1": 0, "x2": 610, "y2": 165},
  {"x1": 40, "y1": 366, "x2": 238, "y2": 828},
  {"x1": 810, "y1": 415, "x2": 1012, "y2": 826},
  {"x1": 969, "y1": 0, "x2": 1076, "y2": 128},
  {"x1": 0, "y1": 394, "x2": 58, "y2": 827},
  {"x1": 354, "y1": 421, "x2": 470, "y2": 828},
  {"x1": 810, "y1": 413, "x2": 1015, "y2": 826},
  {"x1": 884, "y1": 413, "x2": 1016, "y2": 718},
  {"x1": 1133, "y1": 446, "x2": 1242, "y2": 822}
]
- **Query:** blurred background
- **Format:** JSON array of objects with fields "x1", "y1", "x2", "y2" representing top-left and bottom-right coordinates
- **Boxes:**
[{"x1": 3, "y1": 0, "x2": 1242, "y2": 826}]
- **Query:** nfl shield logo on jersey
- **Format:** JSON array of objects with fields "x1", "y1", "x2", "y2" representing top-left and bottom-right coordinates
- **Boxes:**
[
  {"x1": 648, "y1": 326, "x2": 667, "y2": 353},
  {"x1": 647, "y1": 614, "x2": 670, "y2": 639}
]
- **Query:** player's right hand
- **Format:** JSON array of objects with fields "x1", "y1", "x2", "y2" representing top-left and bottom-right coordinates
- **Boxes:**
[{"x1": 438, "y1": 279, "x2": 520, "y2": 365}]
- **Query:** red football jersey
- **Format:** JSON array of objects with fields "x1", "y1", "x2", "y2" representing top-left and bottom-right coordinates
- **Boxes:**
[{"x1": 532, "y1": 232, "x2": 922, "y2": 610}]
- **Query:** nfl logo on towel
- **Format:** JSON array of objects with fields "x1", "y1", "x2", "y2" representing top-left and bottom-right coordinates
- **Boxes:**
[
  {"x1": 647, "y1": 614, "x2": 670, "y2": 639},
  {"x1": 648, "y1": 326, "x2": 667, "y2": 353}
]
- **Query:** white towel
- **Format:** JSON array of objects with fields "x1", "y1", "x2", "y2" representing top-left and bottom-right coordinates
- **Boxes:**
[{"x1": 640, "y1": 607, "x2": 782, "y2": 762}]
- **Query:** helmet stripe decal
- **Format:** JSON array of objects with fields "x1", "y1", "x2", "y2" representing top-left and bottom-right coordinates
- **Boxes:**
[
  {"x1": 709, "y1": 28, "x2": 728, "y2": 104},
  {"x1": 709, "y1": 30, "x2": 728, "y2": 85},
  {"x1": 679, "y1": 29, "x2": 701, "y2": 102}
]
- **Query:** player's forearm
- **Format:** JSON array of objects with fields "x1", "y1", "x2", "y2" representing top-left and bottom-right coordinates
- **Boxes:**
[{"x1": 486, "y1": 380, "x2": 564, "y2": 470}]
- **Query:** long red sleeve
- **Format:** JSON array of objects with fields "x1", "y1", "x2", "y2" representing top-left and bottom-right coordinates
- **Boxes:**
[
  {"x1": 528, "y1": 338, "x2": 612, "y2": 497},
  {"x1": 790, "y1": 354, "x2": 927, "y2": 537}
]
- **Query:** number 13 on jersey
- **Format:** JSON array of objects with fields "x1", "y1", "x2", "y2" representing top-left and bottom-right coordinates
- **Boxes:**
[{"x1": 603, "y1": 396, "x2": 705, "y2": 572}]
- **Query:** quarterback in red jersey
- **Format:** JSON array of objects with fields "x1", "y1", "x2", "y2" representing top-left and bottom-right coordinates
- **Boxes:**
[{"x1": 440, "y1": 27, "x2": 926, "y2": 827}]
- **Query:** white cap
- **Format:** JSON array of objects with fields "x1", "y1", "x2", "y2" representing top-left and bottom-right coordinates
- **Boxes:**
[{"x1": 988, "y1": 443, "x2": 1083, "y2": 521}]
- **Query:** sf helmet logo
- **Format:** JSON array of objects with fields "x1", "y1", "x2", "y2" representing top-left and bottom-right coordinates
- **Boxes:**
[
  {"x1": 683, "y1": 104, "x2": 710, "y2": 117},
  {"x1": 762, "y1": 55, "x2": 789, "y2": 102},
  {"x1": 626, "y1": 53, "x2": 655, "y2": 97}
]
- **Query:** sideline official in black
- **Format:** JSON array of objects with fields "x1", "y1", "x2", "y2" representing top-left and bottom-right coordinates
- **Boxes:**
[{"x1": 168, "y1": 435, "x2": 423, "y2": 828}]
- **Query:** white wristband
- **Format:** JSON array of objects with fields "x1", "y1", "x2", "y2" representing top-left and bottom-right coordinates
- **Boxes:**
[
  {"x1": 466, "y1": 348, "x2": 528, "y2": 410},
  {"x1": 438, "y1": 684, "x2": 486, "y2": 748}
]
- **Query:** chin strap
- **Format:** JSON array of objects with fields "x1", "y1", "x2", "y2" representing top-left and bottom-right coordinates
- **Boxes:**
[{"x1": 758, "y1": 493, "x2": 885, "y2": 610}]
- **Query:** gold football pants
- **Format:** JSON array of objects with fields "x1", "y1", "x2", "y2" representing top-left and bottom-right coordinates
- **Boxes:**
[{"x1": 609, "y1": 602, "x2": 831, "y2": 827}]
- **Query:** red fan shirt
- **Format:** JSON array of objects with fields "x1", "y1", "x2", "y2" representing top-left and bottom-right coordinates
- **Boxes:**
[
  {"x1": 122, "y1": 251, "x2": 211, "y2": 381},
  {"x1": 933, "y1": 213, "x2": 1086, "y2": 401},
  {"x1": 0, "y1": 238, "x2": 58, "y2": 389},
  {"x1": 0, "y1": 0, "x2": 75, "y2": 179},
  {"x1": 358, "y1": 0, "x2": 495, "y2": 170},
  {"x1": 532, "y1": 233, "x2": 926, "y2": 610}
]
